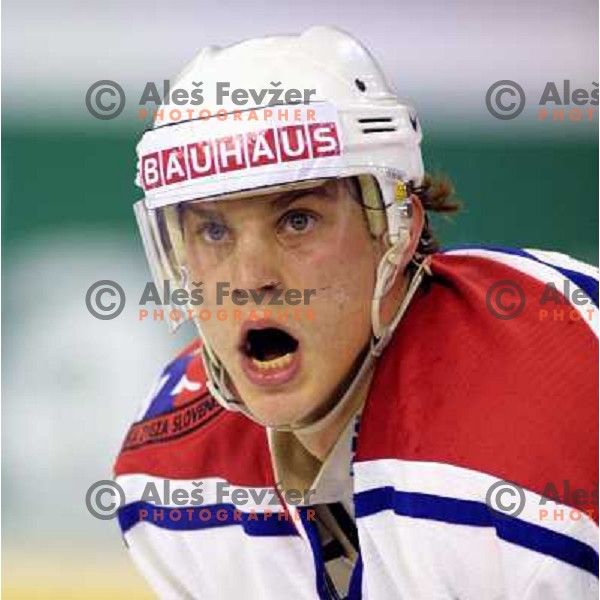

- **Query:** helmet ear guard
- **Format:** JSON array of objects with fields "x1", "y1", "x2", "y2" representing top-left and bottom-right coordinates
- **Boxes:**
[
  {"x1": 358, "y1": 174, "x2": 415, "y2": 296},
  {"x1": 365, "y1": 176, "x2": 425, "y2": 342}
]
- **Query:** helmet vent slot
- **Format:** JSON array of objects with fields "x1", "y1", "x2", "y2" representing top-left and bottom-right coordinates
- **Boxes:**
[
  {"x1": 362, "y1": 127, "x2": 397, "y2": 133},
  {"x1": 357, "y1": 117, "x2": 396, "y2": 134},
  {"x1": 358, "y1": 117, "x2": 393, "y2": 123}
]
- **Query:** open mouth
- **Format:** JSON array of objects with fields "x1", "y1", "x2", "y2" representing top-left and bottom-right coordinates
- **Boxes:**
[
  {"x1": 239, "y1": 323, "x2": 302, "y2": 386},
  {"x1": 243, "y1": 327, "x2": 299, "y2": 370}
]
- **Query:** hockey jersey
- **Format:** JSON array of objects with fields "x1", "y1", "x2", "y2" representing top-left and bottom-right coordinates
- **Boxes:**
[{"x1": 114, "y1": 247, "x2": 599, "y2": 599}]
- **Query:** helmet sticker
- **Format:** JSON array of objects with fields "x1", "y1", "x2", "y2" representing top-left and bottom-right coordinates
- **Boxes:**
[{"x1": 139, "y1": 104, "x2": 342, "y2": 192}]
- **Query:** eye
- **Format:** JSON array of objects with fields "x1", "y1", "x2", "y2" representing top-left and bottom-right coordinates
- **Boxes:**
[
  {"x1": 279, "y1": 210, "x2": 319, "y2": 234},
  {"x1": 198, "y1": 221, "x2": 229, "y2": 243}
]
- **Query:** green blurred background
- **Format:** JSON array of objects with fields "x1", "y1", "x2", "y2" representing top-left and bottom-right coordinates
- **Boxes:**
[{"x1": 3, "y1": 125, "x2": 597, "y2": 262}]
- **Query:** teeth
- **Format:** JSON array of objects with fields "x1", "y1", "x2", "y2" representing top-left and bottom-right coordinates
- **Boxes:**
[{"x1": 251, "y1": 353, "x2": 294, "y2": 371}]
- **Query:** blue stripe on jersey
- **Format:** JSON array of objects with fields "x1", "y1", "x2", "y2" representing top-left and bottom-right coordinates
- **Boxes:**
[
  {"x1": 346, "y1": 554, "x2": 363, "y2": 600},
  {"x1": 119, "y1": 501, "x2": 299, "y2": 537},
  {"x1": 443, "y1": 245, "x2": 599, "y2": 307},
  {"x1": 298, "y1": 507, "x2": 333, "y2": 600},
  {"x1": 298, "y1": 505, "x2": 364, "y2": 600},
  {"x1": 354, "y1": 487, "x2": 599, "y2": 578}
]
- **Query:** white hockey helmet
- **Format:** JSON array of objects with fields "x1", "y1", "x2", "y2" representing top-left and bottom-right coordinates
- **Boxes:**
[{"x1": 134, "y1": 26, "x2": 425, "y2": 425}]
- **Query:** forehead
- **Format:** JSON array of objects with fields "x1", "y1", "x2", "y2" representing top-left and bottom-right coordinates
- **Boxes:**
[{"x1": 181, "y1": 178, "x2": 352, "y2": 218}]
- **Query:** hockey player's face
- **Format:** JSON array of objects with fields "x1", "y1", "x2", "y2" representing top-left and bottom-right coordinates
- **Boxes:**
[{"x1": 181, "y1": 179, "x2": 381, "y2": 426}]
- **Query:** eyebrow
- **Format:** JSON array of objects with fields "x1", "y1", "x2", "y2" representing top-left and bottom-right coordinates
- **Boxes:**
[{"x1": 183, "y1": 185, "x2": 333, "y2": 220}]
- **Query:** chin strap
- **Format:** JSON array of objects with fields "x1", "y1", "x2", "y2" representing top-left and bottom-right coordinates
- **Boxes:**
[
  {"x1": 371, "y1": 254, "x2": 432, "y2": 357},
  {"x1": 197, "y1": 254, "x2": 432, "y2": 432}
]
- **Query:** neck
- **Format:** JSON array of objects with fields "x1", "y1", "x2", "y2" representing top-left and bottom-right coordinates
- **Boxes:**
[{"x1": 294, "y1": 367, "x2": 374, "y2": 461}]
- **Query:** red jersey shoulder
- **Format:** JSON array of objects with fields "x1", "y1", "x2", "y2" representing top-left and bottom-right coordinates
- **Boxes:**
[
  {"x1": 357, "y1": 250, "x2": 598, "y2": 518},
  {"x1": 114, "y1": 340, "x2": 273, "y2": 486}
]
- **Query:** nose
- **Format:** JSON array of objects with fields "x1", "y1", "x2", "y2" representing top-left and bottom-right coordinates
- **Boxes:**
[{"x1": 229, "y1": 230, "x2": 284, "y2": 299}]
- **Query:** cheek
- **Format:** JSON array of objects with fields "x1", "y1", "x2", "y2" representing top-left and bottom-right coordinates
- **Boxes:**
[
  {"x1": 292, "y1": 248, "x2": 376, "y2": 342},
  {"x1": 183, "y1": 250, "x2": 204, "y2": 285},
  {"x1": 192, "y1": 278, "x2": 238, "y2": 354},
  {"x1": 289, "y1": 231, "x2": 377, "y2": 302}
]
